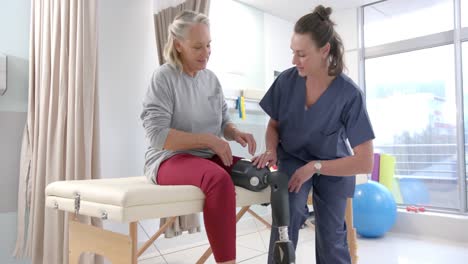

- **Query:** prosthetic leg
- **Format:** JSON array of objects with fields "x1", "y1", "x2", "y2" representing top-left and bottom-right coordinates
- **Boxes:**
[{"x1": 231, "y1": 159, "x2": 296, "y2": 264}]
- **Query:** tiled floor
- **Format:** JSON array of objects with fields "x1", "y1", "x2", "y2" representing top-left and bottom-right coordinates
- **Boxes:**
[{"x1": 137, "y1": 217, "x2": 468, "y2": 264}]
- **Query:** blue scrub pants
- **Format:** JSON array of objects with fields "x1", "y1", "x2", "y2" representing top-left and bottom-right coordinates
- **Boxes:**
[{"x1": 267, "y1": 172, "x2": 351, "y2": 264}]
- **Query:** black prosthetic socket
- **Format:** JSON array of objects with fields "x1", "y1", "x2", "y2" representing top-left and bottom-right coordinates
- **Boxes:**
[{"x1": 230, "y1": 159, "x2": 270, "y2": 192}]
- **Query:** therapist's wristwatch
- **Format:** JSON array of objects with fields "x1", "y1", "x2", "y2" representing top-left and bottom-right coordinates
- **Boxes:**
[{"x1": 313, "y1": 161, "x2": 322, "y2": 176}]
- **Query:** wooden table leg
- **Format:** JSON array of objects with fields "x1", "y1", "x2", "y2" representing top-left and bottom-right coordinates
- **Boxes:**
[{"x1": 345, "y1": 198, "x2": 358, "y2": 264}]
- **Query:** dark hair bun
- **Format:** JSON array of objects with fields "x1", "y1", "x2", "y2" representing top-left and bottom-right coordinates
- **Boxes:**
[{"x1": 313, "y1": 5, "x2": 332, "y2": 21}]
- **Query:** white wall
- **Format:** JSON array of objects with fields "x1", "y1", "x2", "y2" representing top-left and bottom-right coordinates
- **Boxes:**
[
  {"x1": 333, "y1": 8, "x2": 360, "y2": 84},
  {"x1": 209, "y1": 3, "x2": 359, "y2": 97},
  {"x1": 209, "y1": 0, "x2": 293, "y2": 99},
  {"x1": 98, "y1": 0, "x2": 158, "y2": 179},
  {"x1": 0, "y1": 0, "x2": 30, "y2": 112},
  {"x1": 97, "y1": 0, "x2": 159, "y2": 243},
  {"x1": 209, "y1": 0, "x2": 266, "y2": 98},
  {"x1": 206, "y1": 0, "x2": 294, "y2": 159},
  {"x1": 207, "y1": 0, "x2": 294, "y2": 160},
  {"x1": 0, "y1": 0, "x2": 32, "y2": 263},
  {"x1": 227, "y1": 13, "x2": 293, "y2": 158},
  {"x1": 263, "y1": 13, "x2": 294, "y2": 87}
]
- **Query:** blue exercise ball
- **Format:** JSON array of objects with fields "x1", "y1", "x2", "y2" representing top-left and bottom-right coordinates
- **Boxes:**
[{"x1": 352, "y1": 181, "x2": 397, "y2": 238}]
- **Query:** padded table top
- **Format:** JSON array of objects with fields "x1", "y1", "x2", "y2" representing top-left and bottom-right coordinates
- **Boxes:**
[{"x1": 45, "y1": 176, "x2": 270, "y2": 222}]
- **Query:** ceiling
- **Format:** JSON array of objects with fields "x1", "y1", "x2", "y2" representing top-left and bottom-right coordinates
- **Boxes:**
[{"x1": 236, "y1": 0, "x2": 379, "y2": 22}]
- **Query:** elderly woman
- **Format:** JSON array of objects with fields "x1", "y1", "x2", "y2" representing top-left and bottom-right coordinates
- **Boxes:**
[{"x1": 140, "y1": 10, "x2": 256, "y2": 264}]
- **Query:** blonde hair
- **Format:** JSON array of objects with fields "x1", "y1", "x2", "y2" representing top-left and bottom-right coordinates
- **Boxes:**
[{"x1": 163, "y1": 10, "x2": 210, "y2": 70}]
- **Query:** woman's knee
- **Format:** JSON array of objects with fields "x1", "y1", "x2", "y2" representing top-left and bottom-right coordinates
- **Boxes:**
[
  {"x1": 216, "y1": 171, "x2": 235, "y2": 193},
  {"x1": 203, "y1": 169, "x2": 235, "y2": 195}
]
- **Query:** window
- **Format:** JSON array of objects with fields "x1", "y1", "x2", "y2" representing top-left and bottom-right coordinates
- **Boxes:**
[
  {"x1": 366, "y1": 45, "x2": 459, "y2": 209},
  {"x1": 364, "y1": 0, "x2": 453, "y2": 47}
]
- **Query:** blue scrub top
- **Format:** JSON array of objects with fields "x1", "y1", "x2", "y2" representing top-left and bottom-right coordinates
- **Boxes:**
[{"x1": 260, "y1": 67, "x2": 375, "y2": 196}]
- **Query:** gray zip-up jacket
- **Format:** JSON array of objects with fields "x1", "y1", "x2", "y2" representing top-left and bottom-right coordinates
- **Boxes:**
[{"x1": 141, "y1": 64, "x2": 232, "y2": 183}]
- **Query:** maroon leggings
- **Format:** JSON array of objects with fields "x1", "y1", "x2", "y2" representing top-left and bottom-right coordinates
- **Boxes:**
[{"x1": 157, "y1": 154, "x2": 242, "y2": 262}]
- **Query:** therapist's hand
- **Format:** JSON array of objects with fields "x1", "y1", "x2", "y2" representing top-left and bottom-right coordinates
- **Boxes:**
[
  {"x1": 252, "y1": 149, "x2": 277, "y2": 169},
  {"x1": 288, "y1": 164, "x2": 314, "y2": 193},
  {"x1": 233, "y1": 131, "x2": 256, "y2": 155}
]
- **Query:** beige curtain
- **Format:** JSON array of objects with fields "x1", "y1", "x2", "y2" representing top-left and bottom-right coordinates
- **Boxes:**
[
  {"x1": 154, "y1": 0, "x2": 210, "y2": 238},
  {"x1": 14, "y1": 0, "x2": 101, "y2": 263}
]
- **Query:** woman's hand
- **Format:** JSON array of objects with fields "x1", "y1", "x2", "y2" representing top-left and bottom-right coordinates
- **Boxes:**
[
  {"x1": 288, "y1": 164, "x2": 314, "y2": 193},
  {"x1": 233, "y1": 131, "x2": 256, "y2": 155},
  {"x1": 252, "y1": 149, "x2": 277, "y2": 169},
  {"x1": 206, "y1": 134, "x2": 233, "y2": 166}
]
